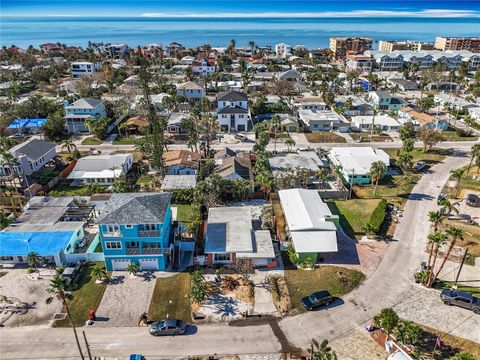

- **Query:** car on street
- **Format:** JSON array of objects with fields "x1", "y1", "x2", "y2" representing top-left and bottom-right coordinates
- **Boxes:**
[
  {"x1": 466, "y1": 193, "x2": 480, "y2": 207},
  {"x1": 414, "y1": 161, "x2": 427, "y2": 172},
  {"x1": 149, "y1": 319, "x2": 187, "y2": 336},
  {"x1": 234, "y1": 133, "x2": 248, "y2": 142},
  {"x1": 440, "y1": 289, "x2": 480, "y2": 314},
  {"x1": 301, "y1": 290, "x2": 334, "y2": 311}
]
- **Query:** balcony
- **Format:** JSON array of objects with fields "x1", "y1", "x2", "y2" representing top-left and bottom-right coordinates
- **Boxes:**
[
  {"x1": 138, "y1": 230, "x2": 160, "y2": 237},
  {"x1": 102, "y1": 232, "x2": 122, "y2": 238},
  {"x1": 142, "y1": 248, "x2": 162, "y2": 255},
  {"x1": 126, "y1": 248, "x2": 140, "y2": 255}
]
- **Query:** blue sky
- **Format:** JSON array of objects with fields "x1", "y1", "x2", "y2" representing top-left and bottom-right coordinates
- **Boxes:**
[{"x1": 2, "y1": 0, "x2": 480, "y2": 17}]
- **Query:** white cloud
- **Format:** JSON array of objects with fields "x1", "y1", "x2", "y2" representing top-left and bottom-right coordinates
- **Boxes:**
[{"x1": 141, "y1": 9, "x2": 480, "y2": 18}]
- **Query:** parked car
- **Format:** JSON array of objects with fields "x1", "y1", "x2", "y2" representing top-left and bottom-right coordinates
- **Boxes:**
[
  {"x1": 301, "y1": 290, "x2": 334, "y2": 311},
  {"x1": 234, "y1": 133, "x2": 248, "y2": 142},
  {"x1": 440, "y1": 289, "x2": 480, "y2": 314},
  {"x1": 466, "y1": 193, "x2": 480, "y2": 207},
  {"x1": 149, "y1": 319, "x2": 187, "y2": 336},
  {"x1": 414, "y1": 161, "x2": 427, "y2": 172}
]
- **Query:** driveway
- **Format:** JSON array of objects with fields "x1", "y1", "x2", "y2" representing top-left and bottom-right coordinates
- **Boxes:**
[
  {"x1": 93, "y1": 271, "x2": 158, "y2": 327},
  {"x1": 393, "y1": 285, "x2": 480, "y2": 343}
]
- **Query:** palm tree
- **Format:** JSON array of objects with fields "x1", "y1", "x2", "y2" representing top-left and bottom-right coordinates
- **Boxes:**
[
  {"x1": 426, "y1": 232, "x2": 447, "y2": 277},
  {"x1": 439, "y1": 198, "x2": 460, "y2": 217},
  {"x1": 467, "y1": 144, "x2": 480, "y2": 173},
  {"x1": 431, "y1": 227, "x2": 463, "y2": 286},
  {"x1": 369, "y1": 161, "x2": 386, "y2": 196},
  {"x1": 127, "y1": 263, "x2": 138, "y2": 276},
  {"x1": 256, "y1": 173, "x2": 273, "y2": 199},
  {"x1": 370, "y1": 108, "x2": 378, "y2": 136},
  {"x1": 428, "y1": 211, "x2": 443, "y2": 232},
  {"x1": 27, "y1": 251, "x2": 41, "y2": 272},
  {"x1": 316, "y1": 168, "x2": 328, "y2": 190},
  {"x1": 46, "y1": 274, "x2": 85, "y2": 360},
  {"x1": 91, "y1": 264, "x2": 107, "y2": 282},
  {"x1": 271, "y1": 115, "x2": 281, "y2": 154},
  {"x1": 364, "y1": 222, "x2": 376, "y2": 238},
  {"x1": 450, "y1": 168, "x2": 465, "y2": 198},
  {"x1": 284, "y1": 138, "x2": 295, "y2": 153},
  {"x1": 311, "y1": 338, "x2": 337, "y2": 360},
  {"x1": 61, "y1": 139, "x2": 77, "y2": 154}
]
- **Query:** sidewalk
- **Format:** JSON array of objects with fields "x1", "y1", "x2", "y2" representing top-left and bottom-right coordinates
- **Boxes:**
[{"x1": 438, "y1": 260, "x2": 480, "y2": 287}]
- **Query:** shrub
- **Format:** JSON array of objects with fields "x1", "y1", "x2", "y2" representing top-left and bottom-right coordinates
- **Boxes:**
[
  {"x1": 286, "y1": 242, "x2": 298, "y2": 264},
  {"x1": 222, "y1": 276, "x2": 239, "y2": 291},
  {"x1": 455, "y1": 128, "x2": 472, "y2": 137},
  {"x1": 369, "y1": 199, "x2": 387, "y2": 234},
  {"x1": 26, "y1": 267, "x2": 34, "y2": 274}
]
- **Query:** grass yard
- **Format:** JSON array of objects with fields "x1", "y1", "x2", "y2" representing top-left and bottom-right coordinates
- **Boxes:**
[
  {"x1": 458, "y1": 165, "x2": 480, "y2": 193},
  {"x1": 328, "y1": 199, "x2": 382, "y2": 239},
  {"x1": 48, "y1": 182, "x2": 105, "y2": 197},
  {"x1": 172, "y1": 203, "x2": 193, "y2": 226},
  {"x1": 148, "y1": 273, "x2": 191, "y2": 322},
  {"x1": 305, "y1": 132, "x2": 347, "y2": 143},
  {"x1": 349, "y1": 133, "x2": 393, "y2": 143},
  {"x1": 441, "y1": 130, "x2": 478, "y2": 142},
  {"x1": 285, "y1": 266, "x2": 365, "y2": 311},
  {"x1": 443, "y1": 219, "x2": 480, "y2": 259},
  {"x1": 112, "y1": 136, "x2": 140, "y2": 145},
  {"x1": 136, "y1": 175, "x2": 153, "y2": 185},
  {"x1": 55, "y1": 262, "x2": 110, "y2": 327},
  {"x1": 81, "y1": 136, "x2": 103, "y2": 145},
  {"x1": 434, "y1": 280, "x2": 480, "y2": 297},
  {"x1": 383, "y1": 147, "x2": 451, "y2": 163}
]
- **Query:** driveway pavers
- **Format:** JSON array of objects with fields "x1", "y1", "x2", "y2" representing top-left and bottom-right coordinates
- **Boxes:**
[
  {"x1": 393, "y1": 285, "x2": 480, "y2": 343},
  {"x1": 93, "y1": 271, "x2": 158, "y2": 327}
]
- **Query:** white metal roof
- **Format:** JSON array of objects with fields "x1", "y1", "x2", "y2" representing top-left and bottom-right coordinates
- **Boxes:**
[
  {"x1": 351, "y1": 115, "x2": 400, "y2": 127},
  {"x1": 328, "y1": 147, "x2": 390, "y2": 176},
  {"x1": 278, "y1": 189, "x2": 334, "y2": 232},
  {"x1": 290, "y1": 231, "x2": 338, "y2": 253},
  {"x1": 237, "y1": 230, "x2": 275, "y2": 259}
]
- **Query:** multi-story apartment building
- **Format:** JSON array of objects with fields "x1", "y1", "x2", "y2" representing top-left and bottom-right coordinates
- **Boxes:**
[
  {"x1": 176, "y1": 81, "x2": 205, "y2": 100},
  {"x1": 71, "y1": 61, "x2": 100, "y2": 78},
  {"x1": 346, "y1": 54, "x2": 373, "y2": 72},
  {"x1": 191, "y1": 58, "x2": 216, "y2": 77},
  {"x1": 378, "y1": 40, "x2": 434, "y2": 53},
  {"x1": 217, "y1": 90, "x2": 249, "y2": 132},
  {"x1": 329, "y1": 37, "x2": 373, "y2": 59},
  {"x1": 64, "y1": 98, "x2": 106, "y2": 133},
  {"x1": 106, "y1": 43, "x2": 128, "y2": 59},
  {"x1": 435, "y1": 37, "x2": 480, "y2": 52},
  {"x1": 275, "y1": 43, "x2": 292, "y2": 58},
  {"x1": 97, "y1": 193, "x2": 173, "y2": 271}
]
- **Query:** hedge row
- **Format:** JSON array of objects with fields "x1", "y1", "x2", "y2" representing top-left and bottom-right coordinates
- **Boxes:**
[{"x1": 370, "y1": 199, "x2": 387, "y2": 234}]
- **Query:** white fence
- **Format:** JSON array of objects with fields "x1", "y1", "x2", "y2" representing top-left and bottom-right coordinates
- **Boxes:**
[{"x1": 63, "y1": 252, "x2": 105, "y2": 264}]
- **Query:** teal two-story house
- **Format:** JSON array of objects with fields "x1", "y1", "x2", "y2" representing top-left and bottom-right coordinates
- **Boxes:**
[{"x1": 96, "y1": 193, "x2": 172, "y2": 271}]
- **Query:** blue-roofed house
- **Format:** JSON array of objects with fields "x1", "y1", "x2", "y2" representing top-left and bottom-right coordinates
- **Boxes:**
[
  {"x1": 7, "y1": 118, "x2": 47, "y2": 135},
  {"x1": 96, "y1": 193, "x2": 173, "y2": 271},
  {"x1": 0, "y1": 197, "x2": 90, "y2": 266}
]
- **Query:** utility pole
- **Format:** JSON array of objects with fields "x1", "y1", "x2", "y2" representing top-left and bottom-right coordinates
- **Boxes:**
[
  {"x1": 455, "y1": 247, "x2": 469, "y2": 285},
  {"x1": 82, "y1": 331, "x2": 93, "y2": 360}
]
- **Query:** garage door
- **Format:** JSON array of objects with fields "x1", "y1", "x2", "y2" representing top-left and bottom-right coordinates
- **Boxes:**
[
  {"x1": 139, "y1": 259, "x2": 158, "y2": 271},
  {"x1": 111, "y1": 259, "x2": 130, "y2": 271}
]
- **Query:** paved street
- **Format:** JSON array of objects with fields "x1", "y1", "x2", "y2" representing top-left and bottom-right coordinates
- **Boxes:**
[{"x1": 1, "y1": 147, "x2": 478, "y2": 358}]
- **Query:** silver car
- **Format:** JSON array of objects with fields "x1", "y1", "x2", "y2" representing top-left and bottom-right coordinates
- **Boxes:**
[{"x1": 149, "y1": 319, "x2": 187, "y2": 336}]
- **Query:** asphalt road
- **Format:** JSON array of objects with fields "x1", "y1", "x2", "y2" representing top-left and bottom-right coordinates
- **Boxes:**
[{"x1": 1, "y1": 147, "x2": 473, "y2": 359}]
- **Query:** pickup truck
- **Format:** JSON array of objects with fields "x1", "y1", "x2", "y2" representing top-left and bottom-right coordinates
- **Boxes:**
[{"x1": 440, "y1": 289, "x2": 480, "y2": 314}]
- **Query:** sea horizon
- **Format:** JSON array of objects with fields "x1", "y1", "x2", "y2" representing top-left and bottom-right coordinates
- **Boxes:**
[{"x1": 1, "y1": 16, "x2": 480, "y2": 49}]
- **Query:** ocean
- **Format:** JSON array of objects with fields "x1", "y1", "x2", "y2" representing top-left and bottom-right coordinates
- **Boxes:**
[{"x1": 1, "y1": 17, "x2": 479, "y2": 49}]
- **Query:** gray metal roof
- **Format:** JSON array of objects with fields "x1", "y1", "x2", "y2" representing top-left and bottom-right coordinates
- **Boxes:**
[
  {"x1": 9, "y1": 139, "x2": 55, "y2": 161},
  {"x1": 70, "y1": 154, "x2": 131, "y2": 172},
  {"x1": 96, "y1": 192, "x2": 172, "y2": 225},
  {"x1": 66, "y1": 98, "x2": 103, "y2": 109}
]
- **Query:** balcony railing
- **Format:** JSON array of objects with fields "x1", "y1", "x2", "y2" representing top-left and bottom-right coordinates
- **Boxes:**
[
  {"x1": 138, "y1": 230, "x2": 160, "y2": 237},
  {"x1": 102, "y1": 232, "x2": 122, "y2": 238},
  {"x1": 142, "y1": 248, "x2": 162, "y2": 255},
  {"x1": 126, "y1": 248, "x2": 140, "y2": 255}
]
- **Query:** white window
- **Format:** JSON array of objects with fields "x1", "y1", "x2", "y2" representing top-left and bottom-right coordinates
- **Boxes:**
[
  {"x1": 106, "y1": 224, "x2": 120, "y2": 233},
  {"x1": 214, "y1": 253, "x2": 231, "y2": 262},
  {"x1": 125, "y1": 225, "x2": 133, "y2": 229},
  {"x1": 105, "y1": 241, "x2": 122, "y2": 249}
]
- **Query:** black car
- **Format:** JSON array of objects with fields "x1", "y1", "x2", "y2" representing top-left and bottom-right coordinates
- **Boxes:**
[
  {"x1": 466, "y1": 193, "x2": 480, "y2": 207},
  {"x1": 440, "y1": 289, "x2": 480, "y2": 314},
  {"x1": 301, "y1": 290, "x2": 334, "y2": 311},
  {"x1": 149, "y1": 319, "x2": 187, "y2": 336}
]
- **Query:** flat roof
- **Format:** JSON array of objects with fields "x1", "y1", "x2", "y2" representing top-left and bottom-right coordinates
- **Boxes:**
[
  {"x1": 160, "y1": 175, "x2": 197, "y2": 190},
  {"x1": 269, "y1": 154, "x2": 321, "y2": 174},
  {"x1": 278, "y1": 189, "x2": 334, "y2": 232},
  {"x1": 237, "y1": 230, "x2": 275, "y2": 259},
  {"x1": 0, "y1": 231, "x2": 74, "y2": 256},
  {"x1": 290, "y1": 231, "x2": 338, "y2": 253},
  {"x1": 298, "y1": 110, "x2": 347, "y2": 125},
  {"x1": 329, "y1": 147, "x2": 390, "y2": 175},
  {"x1": 352, "y1": 115, "x2": 401, "y2": 126}
]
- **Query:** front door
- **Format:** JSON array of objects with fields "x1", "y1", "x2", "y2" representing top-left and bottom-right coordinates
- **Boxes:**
[{"x1": 230, "y1": 115, "x2": 235, "y2": 131}]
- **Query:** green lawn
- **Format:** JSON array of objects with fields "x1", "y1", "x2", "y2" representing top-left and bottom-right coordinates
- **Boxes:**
[
  {"x1": 434, "y1": 280, "x2": 480, "y2": 297},
  {"x1": 55, "y1": 262, "x2": 110, "y2": 327},
  {"x1": 48, "y1": 182, "x2": 104, "y2": 197},
  {"x1": 285, "y1": 266, "x2": 365, "y2": 311},
  {"x1": 136, "y1": 175, "x2": 153, "y2": 185},
  {"x1": 112, "y1": 136, "x2": 141, "y2": 145},
  {"x1": 172, "y1": 203, "x2": 194, "y2": 225},
  {"x1": 441, "y1": 130, "x2": 478, "y2": 142},
  {"x1": 349, "y1": 133, "x2": 393, "y2": 143},
  {"x1": 81, "y1": 136, "x2": 103, "y2": 145},
  {"x1": 458, "y1": 165, "x2": 480, "y2": 193},
  {"x1": 328, "y1": 199, "x2": 382, "y2": 239},
  {"x1": 305, "y1": 132, "x2": 347, "y2": 143},
  {"x1": 383, "y1": 147, "x2": 451, "y2": 163},
  {"x1": 148, "y1": 273, "x2": 191, "y2": 322}
]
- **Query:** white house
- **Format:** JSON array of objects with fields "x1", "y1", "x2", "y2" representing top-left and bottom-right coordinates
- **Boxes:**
[
  {"x1": 192, "y1": 58, "x2": 216, "y2": 77},
  {"x1": 298, "y1": 109, "x2": 349, "y2": 132},
  {"x1": 64, "y1": 98, "x2": 106, "y2": 133},
  {"x1": 351, "y1": 114, "x2": 402, "y2": 132},
  {"x1": 176, "y1": 81, "x2": 205, "y2": 100},
  {"x1": 106, "y1": 43, "x2": 128, "y2": 59},
  {"x1": 275, "y1": 43, "x2": 292, "y2": 59},
  {"x1": 217, "y1": 90, "x2": 249, "y2": 132},
  {"x1": 468, "y1": 107, "x2": 480, "y2": 121},
  {"x1": 0, "y1": 139, "x2": 56, "y2": 178},
  {"x1": 180, "y1": 56, "x2": 195, "y2": 65},
  {"x1": 67, "y1": 154, "x2": 133, "y2": 185},
  {"x1": 328, "y1": 147, "x2": 390, "y2": 185},
  {"x1": 434, "y1": 93, "x2": 476, "y2": 110},
  {"x1": 70, "y1": 61, "x2": 100, "y2": 78}
]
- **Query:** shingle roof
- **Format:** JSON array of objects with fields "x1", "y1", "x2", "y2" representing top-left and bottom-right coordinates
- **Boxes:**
[
  {"x1": 216, "y1": 155, "x2": 252, "y2": 181},
  {"x1": 176, "y1": 81, "x2": 203, "y2": 90},
  {"x1": 96, "y1": 193, "x2": 172, "y2": 225},
  {"x1": 9, "y1": 139, "x2": 55, "y2": 161},
  {"x1": 217, "y1": 90, "x2": 248, "y2": 102},
  {"x1": 66, "y1": 98, "x2": 103, "y2": 109},
  {"x1": 214, "y1": 147, "x2": 237, "y2": 160}
]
